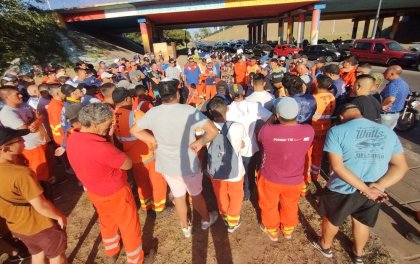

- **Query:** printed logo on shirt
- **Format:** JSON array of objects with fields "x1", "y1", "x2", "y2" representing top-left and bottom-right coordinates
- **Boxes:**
[{"x1": 355, "y1": 127, "x2": 386, "y2": 160}]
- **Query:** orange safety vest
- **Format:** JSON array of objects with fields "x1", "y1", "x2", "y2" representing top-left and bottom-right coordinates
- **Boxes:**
[
  {"x1": 47, "y1": 98, "x2": 64, "y2": 145},
  {"x1": 113, "y1": 107, "x2": 154, "y2": 164},
  {"x1": 312, "y1": 92, "x2": 336, "y2": 136}
]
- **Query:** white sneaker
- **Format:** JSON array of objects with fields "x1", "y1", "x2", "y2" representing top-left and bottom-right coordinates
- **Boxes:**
[
  {"x1": 182, "y1": 225, "x2": 192, "y2": 238},
  {"x1": 201, "y1": 211, "x2": 219, "y2": 230}
]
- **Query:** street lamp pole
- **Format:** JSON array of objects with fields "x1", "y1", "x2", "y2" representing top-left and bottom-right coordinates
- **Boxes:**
[{"x1": 371, "y1": 0, "x2": 383, "y2": 39}]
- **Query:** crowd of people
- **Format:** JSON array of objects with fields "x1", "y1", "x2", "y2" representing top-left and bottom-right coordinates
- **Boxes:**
[{"x1": 0, "y1": 48, "x2": 414, "y2": 264}]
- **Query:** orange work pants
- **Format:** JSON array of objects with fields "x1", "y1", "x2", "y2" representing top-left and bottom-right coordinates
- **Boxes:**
[
  {"x1": 205, "y1": 84, "x2": 217, "y2": 100},
  {"x1": 258, "y1": 176, "x2": 302, "y2": 238},
  {"x1": 302, "y1": 144, "x2": 313, "y2": 196},
  {"x1": 197, "y1": 82, "x2": 205, "y2": 97},
  {"x1": 88, "y1": 185, "x2": 143, "y2": 264},
  {"x1": 132, "y1": 160, "x2": 167, "y2": 212},
  {"x1": 22, "y1": 144, "x2": 50, "y2": 182},
  {"x1": 310, "y1": 134, "x2": 326, "y2": 181},
  {"x1": 211, "y1": 177, "x2": 244, "y2": 227}
]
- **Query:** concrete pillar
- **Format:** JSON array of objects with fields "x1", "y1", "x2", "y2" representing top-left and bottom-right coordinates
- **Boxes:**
[
  {"x1": 362, "y1": 19, "x2": 370, "y2": 38},
  {"x1": 262, "y1": 22, "x2": 268, "y2": 44},
  {"x1": 389, "y1": 16, "x2": 401, "y2": 39},
  {"x1": 252, "y1": 24, "x2": 257, "y2": 45},
  {"x1": 352, "y1": 18, "x2": 359, "y2": 39},
  {"x1": 138, "y1": 18, "x2": 153, "y2": 53},
  {"x1": 376, "y1": 17, "x2": 384, "y2": 37},
  {"x1": 297, "y1": 13, "x2": 305, "y2": 48},
  {"x1": 278, "y1": 18, "x2": 284, "y2": 44},
  {"x1": 257, "y1": 23, "x2": 262, "y2": 44},
  {"x1": 248, "y1": 24, "x2": 252, "y2": 43},
  {"x1": 287, "y1": 16, "x2": 294, "y2": 44},
  {"x1": 310, "y1": 9, "x2": 321, "y2": 45}
]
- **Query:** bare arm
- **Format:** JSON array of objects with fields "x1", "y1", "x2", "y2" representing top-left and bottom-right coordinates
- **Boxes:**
[
  {"x1": 374, "y1": 152, "x2": 408, "y2": 190},
  {"x1": 130, "y1": 125, "x2": 156, "y2": 145},
  {"x1": 190, "y1": 120, "x2": 218, "y2": 153},
  {"x1": 120, "y1": 157, "x2": 133, "y2": 170},
  {"x1": 329, "y1": 152, "x2": 386, "y2": 200},
  {"x1": 381, "y1": 96, "x2": 396, "y2": 110},
  {"x1": 30, "y1": 195, "x2": 67, "y2": 228}
]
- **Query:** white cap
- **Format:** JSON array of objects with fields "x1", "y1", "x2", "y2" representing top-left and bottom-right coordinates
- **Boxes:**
[
  {"x1": 64, "y1": 80, "x2": 78, "y2": 88},
  {"x1": 101, "y1": 72, "x2": 114, "y2": 79},
  {"x1": 206, "y1": 58, "x2": 212, "y2": 63},
  {"x1": 113, "y1": 58, "x2": 120, "y2": 63},
  {"x1": 276, "y1": 97, "x2": 299, "y2": 120},
  {"x1": 279, "y1": 56, "x2": 286, "y2": 61}
]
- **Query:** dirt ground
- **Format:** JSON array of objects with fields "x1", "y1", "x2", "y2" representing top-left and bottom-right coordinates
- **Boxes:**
[{"x1": 36, "y1": 165, "x2": 393, "y2": 264}]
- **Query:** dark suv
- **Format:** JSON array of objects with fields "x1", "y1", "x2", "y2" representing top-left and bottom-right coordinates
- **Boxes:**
[
  {"x1": 301, "y1": 44, "x2": 344, "y2": 62},
  {"x1": 350, "y1": 38, "x2": 417, "y2": 66}
]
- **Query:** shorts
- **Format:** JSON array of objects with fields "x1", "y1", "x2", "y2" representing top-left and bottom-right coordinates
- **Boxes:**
[
  {"x1": 13, "y1": 225, "x2": 67, "y2": 258},
  {"x1": 319, "y1": 188, "x2": 381, "y2": 228},
  {"x1": 163, "y1": 173, "x2": 203, "y2": 198}
]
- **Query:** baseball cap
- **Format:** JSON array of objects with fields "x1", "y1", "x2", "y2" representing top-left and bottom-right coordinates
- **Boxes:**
[
  {"x1": 64, "y1": 80, "x2": 79, "y2": 88},
  {"x1": 83, "y1": 76, "x2": 102, "y2": 88},
  {"x1": 315, "y1": 57, "x2": 327, "y2": 64},
  {"x1": 2, "y1": 74, "x2": 18, "y2": 82},
  {"x1": 61, "y1": 83, "x2": 80, "y2": 97},
  {"x1": 113, "y1": 58, "x2": 120, "y2": 64},
  {"x1": 112, "y1": 87, "x2": 131, "y2": 104},
  {"x1": 216, "y1": 80, "x2": 228, "y2": 91},
  {"x1": 228, "y1": 84, "x2": 243, "y2": 98},
  {"x1": 260, "y1": 63, "x2": 270, "y2": 71},
  {"x1": 270, "y1": 71, "x2": 284, "y2": 83},
  {"x1": 110, "y1": 63, "x2": 119, "y2": 69},
  {"x1": 279, "y1": 56, "x2": 286, "y2": 61},
  {"x1": 0, "y1": 127, "x2": 29, "y2": 146},
  {"x1": 206, "y1": 58, "x2": 212, "y2": 63},
  {"x1": 336, "y1": 103, "x2": 360, "y2": 117},
  {"x1": 100, "y1": 72, "x2": 114, "y2": 79},
  {"x1": 117, "y1": 80, "x2": 135, "y2": 90},
  {"x1": 65, "y1": 103, "x2": 83, "y2": 122},
  {"x1": 276, "y1": 97, "x2": 299, "y2": 120}
]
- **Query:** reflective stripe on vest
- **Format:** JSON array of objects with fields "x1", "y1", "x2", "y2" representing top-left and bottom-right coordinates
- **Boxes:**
[{"x1": 312, "y1": 114, "x2": 331, "y2": 120}]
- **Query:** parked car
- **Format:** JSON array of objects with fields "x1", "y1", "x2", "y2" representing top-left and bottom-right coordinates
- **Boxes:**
[
  {"x1": 252, "y1": 44, "x2": 273, "y2": 57},
  {"x1": 318, "y1": 38, "x2": 330, "y2": 44},
  {"x1": 267, "y1": 40, "x2": 278, "y2": 48},
  {"x1": 336, "y1": 39, "x2": 355, "y2": 51},
  {"x1": 273, "y1": 44, "x2": 302, "y2": 59},
  {"x1": 409, "y1": 44, "x2": 420, "y2": 52},
  {"x1": 301, "y1": 44, "x2": 344, "y2": 62},
  {"x1": 350, "y1": 38, "x2": 418, "y2": 66}
]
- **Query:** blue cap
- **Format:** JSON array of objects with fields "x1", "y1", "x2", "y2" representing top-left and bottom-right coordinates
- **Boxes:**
[{"x1": 83, "y1": 76, "x2": 102, "y2": 88}]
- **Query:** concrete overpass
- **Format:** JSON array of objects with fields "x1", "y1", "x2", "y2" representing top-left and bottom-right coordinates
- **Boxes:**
[{"x1": 52, "y1": 0, "x2": 420, "y2": 53}]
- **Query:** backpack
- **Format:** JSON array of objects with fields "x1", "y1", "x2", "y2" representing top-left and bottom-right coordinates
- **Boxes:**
[{"x1": 207, "y1": 121, "x2": 239, "y2": 180}]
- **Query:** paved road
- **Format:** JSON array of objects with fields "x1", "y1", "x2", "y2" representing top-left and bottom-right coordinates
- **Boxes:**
[{"x1": 371, "y1": 64, "x2": 420, "y2": 93}]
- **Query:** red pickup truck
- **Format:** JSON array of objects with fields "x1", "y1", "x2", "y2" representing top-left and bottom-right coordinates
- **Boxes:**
[
  {"x1": 273, "y1": 44, "x2": 302, "y2": 59},
  {"x1": 350, "y1": 38, "x2": 417, "y2": 67}
]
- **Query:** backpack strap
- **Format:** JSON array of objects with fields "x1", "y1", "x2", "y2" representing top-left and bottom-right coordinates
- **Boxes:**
[
  {"x1": 0, "y1": 195, "x2": 31, "y2": 207},
  {"x1": 220, "y1": 121, "x2": 238, "y2": 154}
]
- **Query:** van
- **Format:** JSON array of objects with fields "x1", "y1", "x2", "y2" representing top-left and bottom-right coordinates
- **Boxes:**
[{"x1": 350, "y1": 38, "x2": 417, "y2": 66}]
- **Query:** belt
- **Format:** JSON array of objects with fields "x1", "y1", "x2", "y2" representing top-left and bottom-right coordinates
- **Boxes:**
[{"x1": 381, "y1": 111, "x2": 399, "y2": 114}]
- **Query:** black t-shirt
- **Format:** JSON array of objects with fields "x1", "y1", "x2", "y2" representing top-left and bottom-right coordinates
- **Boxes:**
[
  {"x1": 148, "y1": 71, "x2": 162, "y2": 91},
  {"x1": 351, "y1": 95, "x2": 381, "y2": 123}
]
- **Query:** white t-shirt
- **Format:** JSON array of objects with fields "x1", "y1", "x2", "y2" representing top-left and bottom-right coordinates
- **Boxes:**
[
  {"x1": 136, "y1": 103, "x2": 208, "y2": 177},
  {"x1": 211, "y1": 122, "x2": 248, "y2": 182},
  {"x1": 0, "y1": 105, "x2": 49, "y2": 149},
  {"x1": 246, "y1": 91, "x2": 275, "y2": 111},
  {"x1": 226, "y1": 100, "x2": 272, "y2": 157}
]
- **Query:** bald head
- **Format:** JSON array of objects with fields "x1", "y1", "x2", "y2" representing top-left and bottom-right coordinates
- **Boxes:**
[
  {"x1": 27, "y1": 85, "x2": 40, "y2": 97},
  {"x1": 384, "y1": 65, "x2": 403, "y2": 81}
]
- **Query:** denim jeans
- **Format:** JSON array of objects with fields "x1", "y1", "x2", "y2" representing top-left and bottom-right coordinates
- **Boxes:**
[
  {"x1": 242, "y1": 151, "x2": 261, "y2": 200},
  {"x1": 380, "y1": 113, "x2": 400, "y2": 130}
]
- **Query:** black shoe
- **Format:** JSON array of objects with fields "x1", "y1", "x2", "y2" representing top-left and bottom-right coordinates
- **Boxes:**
[
  {"x1": 311, "y1": 236, "x2": 333, "y2": 258},
  {"x1": 406, "y1": 232, "x2": 420, "y2": 245}
]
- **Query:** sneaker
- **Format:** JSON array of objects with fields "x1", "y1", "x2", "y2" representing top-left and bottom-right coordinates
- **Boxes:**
[
  {"x1": 311, "y1": 236, "x2": 333, "y2": 258},
  {"x1": 352, "y1": 255, "x2": 364, "y2": 264},
  {"x1": 181, "y1": 225, "x2": 192, "y2": 238},
  {"x1": 259, "y1": 224, "x2": 278, "y2": 242},
  {"x1": 7, "y1": 253, "x2": 31, "y2": 263},
  {"x1": 283, "y1": 234, "x2": 292, "y2": 240},
  {"x1": 201, "y1": 211, "x2": 218, "y2": 230},
  {"x1": 227, "y1": 222, "x2": 241, "y2": 233}
]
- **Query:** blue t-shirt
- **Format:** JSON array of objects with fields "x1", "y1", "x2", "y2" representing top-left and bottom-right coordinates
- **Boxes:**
[
  {"x1": 183, "y1": 64, "x2": 200, "y2": 86},
  {"x1": 293, "y1": 93, "x2": 316, "y2": 124},
  {"x1": 324, "y1": 118, "x2": 403, "y2": 194},
  {"x1": 380, "y1": 78, "x2": 410, "y2": 112}
]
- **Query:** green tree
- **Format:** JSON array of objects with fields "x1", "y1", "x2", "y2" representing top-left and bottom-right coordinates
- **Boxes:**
[
  {"x1": 163, "y1": 29, "x2": 191, "y2": 46},
  {"x1": 123, "y1": 32, "x2": 142, "y2": 44},
  {"x1": 0, "y1": 0, "x2": 67, "y2": 72}
]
